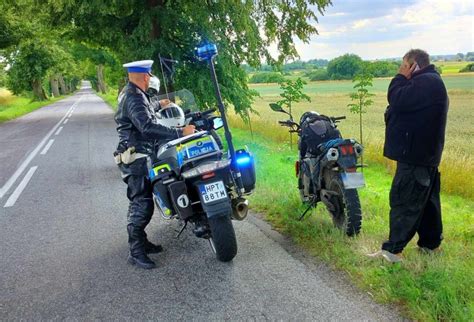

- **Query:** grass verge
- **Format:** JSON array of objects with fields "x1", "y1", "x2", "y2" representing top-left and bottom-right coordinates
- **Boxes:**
[
  {"x1": 96, "y1": 87, "x2": 118, "y2": 111},
  {"x1": 0, "y1": 88, "x2": 70, "y2": 123},
  {"x1": 231, "y1": 127, "x2": 473, "y2": 321}
]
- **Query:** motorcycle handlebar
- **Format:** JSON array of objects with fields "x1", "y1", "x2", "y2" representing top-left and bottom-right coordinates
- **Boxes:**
[{"x1": 331, "y1": 116, "x2": 346, "y2": 121}]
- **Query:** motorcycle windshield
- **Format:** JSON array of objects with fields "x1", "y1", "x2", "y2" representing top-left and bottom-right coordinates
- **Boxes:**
[{"x1": 155, "y1": 89, "x2": 199, "y2": 112}]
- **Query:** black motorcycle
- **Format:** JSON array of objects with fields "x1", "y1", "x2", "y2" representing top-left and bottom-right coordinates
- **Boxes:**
[{"x1": 270, "y1": 104, "x2": 365, "y2": 236}]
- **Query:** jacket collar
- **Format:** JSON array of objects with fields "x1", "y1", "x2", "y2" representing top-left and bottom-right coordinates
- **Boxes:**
[{"x1": 412, "y1": 64, "x2": 437, "y2": 77}]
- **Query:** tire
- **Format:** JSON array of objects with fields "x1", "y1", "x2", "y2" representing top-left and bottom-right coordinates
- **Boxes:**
[
  {"x1": 208, "y1": 214, "x2": 238, "y2": 262},
  {"x1": 326, "y1": 173, "x2": 362, "y2": 236}
]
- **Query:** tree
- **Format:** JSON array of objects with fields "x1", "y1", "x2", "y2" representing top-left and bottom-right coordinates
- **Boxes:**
[
  {"x1": 45, "y1": 0, "x2": 332, "y2": 113},
  {"x1": 276, "y1": 77, "x2": 311, "y2": 149},
  {"x1": 347, "y1": 69, "x2": 374, "y2": 166},
  {"x1": 7, "y1": 40, "x2": 55, "y2": 100},
  {"x1": 327, "y1": 54, "x2": 363, "y2": 80}
]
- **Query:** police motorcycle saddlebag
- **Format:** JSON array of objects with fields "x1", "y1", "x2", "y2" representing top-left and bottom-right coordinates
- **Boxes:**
[
  {"x1": 235, "y1": 148, "x2": 256, "y2": 194},
  {"x1": 299, "y1": 112, "x2": 341, "y2": 156},
  {"x1": 149, "y1": 158, "x2": 193, "y2": 220}
]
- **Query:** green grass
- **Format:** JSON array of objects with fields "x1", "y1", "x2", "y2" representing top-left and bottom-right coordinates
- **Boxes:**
[
  {"x1": 96, "y1": 87, "x2": 118, "y2": 111},
  {"x1": 231, "y1": 127, "x2": 473, "y2": 321},
  {"x1": 0, "y1": 88, "x2": 70, "y2": 123}
]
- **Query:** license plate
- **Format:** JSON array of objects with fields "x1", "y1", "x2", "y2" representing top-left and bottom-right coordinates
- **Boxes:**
[
  {"x1": 199, "y1": 181, "x2": 227, "y2": 204},
  {"x1": 341, "y1": 172, "x2": 365, "y2": 189}
]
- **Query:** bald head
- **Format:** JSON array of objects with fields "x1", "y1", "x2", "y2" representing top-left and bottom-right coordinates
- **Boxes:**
[{"x1": 128, "y1": 72, "x2": 150, "y2": 92}]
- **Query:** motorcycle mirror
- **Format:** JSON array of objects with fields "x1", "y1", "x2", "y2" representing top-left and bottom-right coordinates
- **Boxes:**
[
  {"x1": 269, "y1": 103, "x2": 286, "y2": 113},
  {"x1": 212, "y1": 117, "x2": 224, "y2": 130}
]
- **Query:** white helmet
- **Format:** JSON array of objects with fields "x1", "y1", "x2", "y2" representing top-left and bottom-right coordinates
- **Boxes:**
[
  {"x1": 157, "y1": 102, "x2": 185, "y2": 128},
  {"x1": 148, "y1": 75, "x2": 160, "y2": 93}
]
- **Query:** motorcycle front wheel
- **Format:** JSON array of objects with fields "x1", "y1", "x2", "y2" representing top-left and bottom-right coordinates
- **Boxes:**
[
  {"x1": 326, "y1": 173, "x2": 362, "y2": 236},
  {"x1": 208, "y1": 214, "x2": 238, "y2": 262}
]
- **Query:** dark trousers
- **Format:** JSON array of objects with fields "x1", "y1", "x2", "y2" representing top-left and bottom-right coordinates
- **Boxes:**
[
  {"x1": 382, "y1": 162, "x2": 443, "y2": 254},
  {"x1": 124, "y1": 174, "x2": 154, "y2": 256}
]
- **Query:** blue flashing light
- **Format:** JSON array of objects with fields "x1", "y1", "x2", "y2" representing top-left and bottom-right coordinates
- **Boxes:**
[
  {"x1": 236, "y1": 156, "x2": 251, "y2": 166},
  {"x1": 196, "y1": 43, "x2": 218, "y2": 61}
]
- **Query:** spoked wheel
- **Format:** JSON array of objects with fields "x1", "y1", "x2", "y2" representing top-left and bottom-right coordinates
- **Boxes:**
[
  {"x1": 326, "y1": 173, "x2": 362, "y2": 236},
  {"x1": 207, "y1": 214, "x2": 237, "y2": 262}
]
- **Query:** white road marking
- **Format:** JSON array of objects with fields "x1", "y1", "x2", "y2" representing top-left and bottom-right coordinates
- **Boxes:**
[
  {"x1": 40, "y1": 139, "x2": 55, "y2": 155},
  {"x1": 55, "y1": 126, "x2": 64, "y2": 135},
  {"x1": 0, "y1": 96, "x2": 82, "y2": 199},
  {"x1": 4, "y1": 166, "x2": 38, "y2": 208},
  {"x1": 63, "y1": 119, "x2": 69, "y2": 124}
]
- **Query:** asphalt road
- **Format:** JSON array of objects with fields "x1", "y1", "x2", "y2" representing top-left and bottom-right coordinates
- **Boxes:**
[{"x1": 0, "y1": 82, "x2": 400, "y2": 320}]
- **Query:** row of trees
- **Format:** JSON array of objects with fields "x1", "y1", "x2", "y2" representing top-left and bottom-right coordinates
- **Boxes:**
[
  {"x1": 1, "y1": 0, "x2": 333, "y2": 114},
  {"x1": 0, "y1": 1, "x2": 125, "y2": 101}
]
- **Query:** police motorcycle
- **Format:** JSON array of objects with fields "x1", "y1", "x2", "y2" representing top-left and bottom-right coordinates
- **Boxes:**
[
  {"x1": 270, "y1": 104, "x2": 364, "y2": 236},
  {"x1": 147, "y1": 45, "x2": 256, "y2": 262}
]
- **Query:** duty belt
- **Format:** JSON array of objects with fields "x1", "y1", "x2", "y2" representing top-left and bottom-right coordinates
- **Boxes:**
[{"x1": 114, "y1": 147, "x2": 148, "y2": 165}]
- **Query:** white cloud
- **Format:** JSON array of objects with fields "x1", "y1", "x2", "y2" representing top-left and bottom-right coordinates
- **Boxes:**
[{"x1": 294, "y1": 0, "x2": 474, "y2": 60}]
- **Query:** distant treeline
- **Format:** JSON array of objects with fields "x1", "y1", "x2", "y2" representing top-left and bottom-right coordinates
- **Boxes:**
[{"x1": 248, "y1": 52, "x2": 457, "y2": 83}]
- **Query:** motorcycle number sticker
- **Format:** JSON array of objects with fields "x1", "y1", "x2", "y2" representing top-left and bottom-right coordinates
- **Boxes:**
[
  {"x1": 176, "y1": 194, "x2": 190, "y2": 208},
  {"x1": 199, "y1": 181, "x2": 227, "y2": 204}
]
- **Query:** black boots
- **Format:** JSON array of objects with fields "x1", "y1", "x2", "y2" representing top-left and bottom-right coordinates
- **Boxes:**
[
  {"x1": 144, "y1": 240, "x2": 163, "y2": 254},
  {"x1": 127, "y1": 224, "x2": 157, "y2": 269},
  {"x1": 127, "y1": 253, "x2": 156, "y2": 269}
]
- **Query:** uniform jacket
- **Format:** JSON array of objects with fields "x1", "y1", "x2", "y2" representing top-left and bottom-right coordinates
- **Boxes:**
[
  {"x1": 384, "y1": 65, "x2": 449, "y2": 167},
  {"x1": 115, "y1": 82, "x2": 182, "y2": 156}
]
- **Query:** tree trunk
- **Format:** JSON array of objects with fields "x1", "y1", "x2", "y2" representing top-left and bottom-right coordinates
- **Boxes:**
[
  {"x1": 50, "y1": 75, "x2": 60, "y2": 97},
  {"x1": 58, "y1": 75, "x2": 68, "y2": 94},
  {"x1": 32, "y1": 79, "x2": 48, "y2": 101},
  {"x1": 97, "y1": 64, "x2": 107, "y2": 94}
]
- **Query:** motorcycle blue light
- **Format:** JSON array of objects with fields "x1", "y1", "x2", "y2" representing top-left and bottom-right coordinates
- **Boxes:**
[
  {"x1": 196, "y1": 43, "x2": 218, "y2": 60},
  {"x1": 236, "y1": 156, "x2": 251, "y2": 166}
]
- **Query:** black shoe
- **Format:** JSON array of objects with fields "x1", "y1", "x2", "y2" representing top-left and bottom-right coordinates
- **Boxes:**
[
  {"x1": 144, "y1": 240, "x2": 163, "y2": 254},
  {"x1": 127, "y1": 253, "x2": 156, "y2": 269}
]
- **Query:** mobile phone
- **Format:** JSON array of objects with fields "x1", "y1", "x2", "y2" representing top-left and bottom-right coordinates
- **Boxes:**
[{"x1": 413, "y1": 62, "x2": 420, "y2": 72}]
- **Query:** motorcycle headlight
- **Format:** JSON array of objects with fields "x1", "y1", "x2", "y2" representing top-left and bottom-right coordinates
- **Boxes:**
[{"x1": 181, "y1": 159, "x2": 231, "y2": 179}]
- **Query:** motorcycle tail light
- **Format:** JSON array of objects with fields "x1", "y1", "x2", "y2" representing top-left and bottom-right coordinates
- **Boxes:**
[
  {"x1": 340, "y1": 144, "x2": 354, "y2": 156},
  {"x1": 202, "y1": 172, "x2": 216, "y2": 180}
]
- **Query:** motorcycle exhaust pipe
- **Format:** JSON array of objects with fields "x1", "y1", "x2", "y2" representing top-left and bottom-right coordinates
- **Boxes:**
[{"x1": 232, "y1": 198, "x2": 249, "y2": 221}]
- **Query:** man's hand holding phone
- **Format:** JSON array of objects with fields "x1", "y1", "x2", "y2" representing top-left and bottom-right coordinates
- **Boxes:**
[{"x1": 399, "y1": 59, "x2": 418, "y2": 80}]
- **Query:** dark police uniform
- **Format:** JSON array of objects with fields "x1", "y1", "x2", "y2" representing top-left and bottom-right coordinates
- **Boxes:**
[
  {"x1": 115, "y1": 81, "x2": 182, "y2": 267},
  {"x1": 382, "y1": 64, "x2": 448, "y2": 254}
]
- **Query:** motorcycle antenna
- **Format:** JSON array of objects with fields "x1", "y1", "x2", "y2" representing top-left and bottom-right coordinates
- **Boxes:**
[
  {"x1": 158, "y1": 54, "x2": 178, "y2": 100},
  {"x1": 196, "y1": 42, "x2": 245, "y2": 197}
]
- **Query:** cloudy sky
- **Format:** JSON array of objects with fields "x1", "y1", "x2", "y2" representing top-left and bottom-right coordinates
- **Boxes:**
[{"x1": 287, "y1": 0, "x2": 473, "y2": 60}]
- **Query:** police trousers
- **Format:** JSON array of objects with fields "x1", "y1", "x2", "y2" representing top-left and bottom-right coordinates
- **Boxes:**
[
  {"x1": 382, "y1": 162, "x2": 443, "y2": 254},
  {"x1": 119, "y1": 158, "x2": 154, "y2": 255}
]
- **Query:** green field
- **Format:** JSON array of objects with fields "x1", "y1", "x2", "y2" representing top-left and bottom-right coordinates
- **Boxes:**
[
  {"x1": 434, "y1": 61, "x2": 474, "y2": 74},
  {"x1": 251, "y1": 73, "x2": 474, "y2": 95},
  {"x1": 230, "y1": 74, "x2": 474, "y2": 199}
]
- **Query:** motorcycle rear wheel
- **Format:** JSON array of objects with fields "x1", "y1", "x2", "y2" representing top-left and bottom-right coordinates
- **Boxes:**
[
  {"x1": 326, "y1": 174, "x2": 362, "y2": 236},
  {"x1": 208, "y1": 214, "x2": 238, "y2": 262}
]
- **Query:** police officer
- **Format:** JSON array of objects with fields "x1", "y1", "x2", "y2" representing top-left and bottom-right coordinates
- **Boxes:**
[
  {"x1": 115, "y1": 60, "x2": 195, "y2": 269},
  {"x1": 369, "y1": 49, "x2": 448, "y2": 263}
]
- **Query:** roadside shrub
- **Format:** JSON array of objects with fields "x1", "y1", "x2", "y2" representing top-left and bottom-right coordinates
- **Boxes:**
[{"x1": 249, "y1": 72, "x2": 285, "y2": 84}]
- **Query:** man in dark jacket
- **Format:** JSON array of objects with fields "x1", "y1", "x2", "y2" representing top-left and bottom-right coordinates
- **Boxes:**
[
  {"x1": 115, "y1": 60, "x2": 195, "y2": 269},
  {"x1": 370, "y1": 49, "x2": 448, "y2": 263}
]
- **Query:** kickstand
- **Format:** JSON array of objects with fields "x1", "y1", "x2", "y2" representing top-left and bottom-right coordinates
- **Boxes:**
[
  {"x1": 175, "y1": 222, "x2": 187, "y2": 239},
  {"x1": 299, "y1": 204, "x2": 314, "y2": 221}
]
